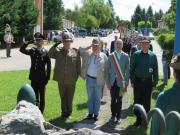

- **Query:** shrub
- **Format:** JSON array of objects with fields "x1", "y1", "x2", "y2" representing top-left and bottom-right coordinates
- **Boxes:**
[{"x1": 157, "y1": 34, "x2": 175, "y2": 62}]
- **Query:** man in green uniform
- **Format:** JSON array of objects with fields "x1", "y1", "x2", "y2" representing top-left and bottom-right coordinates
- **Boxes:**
[
  {"x1": 150, "y1": 53, "x2": 180, "y2": 135},
  {"x1": 48, "y1": 33, "x2": 81, "y2": 118},
  {"x1": 130, "y1": 38, "x2": 159, "y2": 127}
]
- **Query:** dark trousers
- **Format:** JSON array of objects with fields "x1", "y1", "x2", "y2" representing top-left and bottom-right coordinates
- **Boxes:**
[
  {"x1": 110, "y1": 80, "x2": 122, "y2": 118},
  {"x1": 58, "y1": 82, "x2": 76, "y2": 116},
  {"x1": 6, "y1": 43, "x2": 11, "y2": 57},
  {"x1": 134, "y1": 77, "x2": 153, "y2": 124},
  {"x1": 31, "y1": 81, "x2": 46, "y2": 113}
]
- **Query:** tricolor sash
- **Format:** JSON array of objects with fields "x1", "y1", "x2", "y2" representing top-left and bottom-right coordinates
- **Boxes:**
[{"x1": 112, "y1": 51, "x2": 127, "y2": 95}]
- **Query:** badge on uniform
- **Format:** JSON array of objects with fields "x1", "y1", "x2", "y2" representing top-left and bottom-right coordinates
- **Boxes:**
[{"x1": 149, "y1": 68, "x2": 153, "y2": 73}]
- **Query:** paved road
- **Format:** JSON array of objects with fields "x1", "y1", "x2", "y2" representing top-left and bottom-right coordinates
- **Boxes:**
[
  {"x1": 0, "y1": 33, "x2": 163, "y2": 75},
  {"x1": 0, "y1": 34, "x2": 116, "y2": 71}
]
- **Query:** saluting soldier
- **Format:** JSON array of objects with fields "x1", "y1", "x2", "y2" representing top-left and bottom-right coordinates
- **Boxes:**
[
  {"x1": 20, "y1": 32, "x2": 51, "y2": 113},
  {"x1": 48, "y1": 32, "x2": 81, "y2": 119},
  {"x1": 130, "y1": 38, "x2": 158, "y2": 127}
]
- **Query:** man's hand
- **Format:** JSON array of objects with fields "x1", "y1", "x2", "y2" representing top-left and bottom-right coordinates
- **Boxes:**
[
  {"x1": 27, "y1": 40, "x2": 35, "y2": 45},
  {"x1": 85, "y1": 45, "x2": 92, "y2": 50}
]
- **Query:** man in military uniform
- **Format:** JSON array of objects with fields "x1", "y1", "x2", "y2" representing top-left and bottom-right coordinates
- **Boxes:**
[
  {"x1": 130, "y1": 38, "x2": 158, "y2": 127},
  {"x1": 151, "y1": 53, "x2": 180, "y2": 135},
  {"x1": 48, "y1": 32, "x2": 81, "y2": 118},
  {"x1": 20, "y1": 32, "x2": 51, "y2": 113}
]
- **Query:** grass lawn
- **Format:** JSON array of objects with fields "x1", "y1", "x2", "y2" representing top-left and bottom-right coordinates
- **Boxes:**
[
  {"x1": 0, "y1": 70, "x2": 175, "y2": 134},
  {"x1": 0, "y1": 70, "x2": 87, "y2": 129}
]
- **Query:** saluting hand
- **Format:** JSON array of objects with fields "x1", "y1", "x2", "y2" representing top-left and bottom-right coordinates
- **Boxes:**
[
  {"x1": 85, "y1": 45, "x2": 92, "y2": 50},
  {"x1": 27, "y1": 40, "x2": 35, "y2": 45}
]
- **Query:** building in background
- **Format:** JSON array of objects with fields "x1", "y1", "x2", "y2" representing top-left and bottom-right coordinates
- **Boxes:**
[
  {"x1": 62, "y1": 19, "x2": 75, "y2": 29},
  {"x1": 34, "y1": 0, "x2": 43, "y2": 34}
]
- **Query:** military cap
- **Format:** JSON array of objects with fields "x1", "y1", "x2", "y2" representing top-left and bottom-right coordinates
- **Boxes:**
[
  {"x1": 170, "y1": 53, "x2": 180, "y2": 70},
  {"x1": 92, "y1": 39, "x2": 100, "y2": 46},
  {"x1": 62, "y1": 32, "x2": 73, "y2": 42},
  {"x1": 34, "y1": 32, "x2": 45, "y2": 40}
]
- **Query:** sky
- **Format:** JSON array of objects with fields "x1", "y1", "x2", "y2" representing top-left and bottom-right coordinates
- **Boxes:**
[{"x1": 62, "y1": 0, "x2": 171, "y2": 20}]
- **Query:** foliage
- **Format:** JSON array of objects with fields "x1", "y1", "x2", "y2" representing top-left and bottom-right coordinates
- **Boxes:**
[
  {"x1": 85, "y1": 15, "x2": 99, "y2": 32},
  {"x1": 152, "y1": 26, "x2": 169, "y2": 36},
  {"x1": 138, "y1": 21, "x2": 152, "y2": 29},
  {"x1": 131, "y1": 5, "x2": 164, "y2": 29},
  {"x1": 44, "y1": 0, "x2": 64, "y2": 30},
  {"x1": 157, "y1": 34, "x2": 175, "y2": 61},
  {"x1": 164, "y1": 0, "x2": 177, "y2": 32},
  {"x1": 64, "y1": 0, "x2": 115, "y2": 29},
  {"x1": 0, "y1": 70, "x2": 87, "y2": 129},
  {"x1": 131, "y1": 4, "x2": 142, "y2": 29},
  {"x1": 0, "y1": 0, "x2": 39, "y2": 46},
  {"x1": 164, "y1": 11, "x2": 176, "y2": 32}
]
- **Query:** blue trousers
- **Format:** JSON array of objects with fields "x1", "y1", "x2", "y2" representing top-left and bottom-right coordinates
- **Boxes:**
[{"x1": 86, "y1": 76, "x2": 102, "y2": 116}]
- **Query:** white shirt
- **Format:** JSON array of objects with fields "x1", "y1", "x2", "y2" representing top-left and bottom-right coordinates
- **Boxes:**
[
  {"x1": 87, "y1": 55, "x2": 98, "y2": 77},
  {"x1": 117, "y1": 51, "x2": 122, "y2": 60}
]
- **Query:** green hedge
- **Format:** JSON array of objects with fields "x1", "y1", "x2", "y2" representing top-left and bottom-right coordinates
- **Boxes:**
[{"x1": 157, "y1": 34, "x2": 175, "y2": 62}]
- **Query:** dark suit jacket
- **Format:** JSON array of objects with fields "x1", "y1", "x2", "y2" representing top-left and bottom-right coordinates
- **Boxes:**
[
  {"x1": 110, "y1": 41, "x2": 115, "y2": 53},
  {"x1": 20, "y1": 43, "x2": 51, "y2": 83}
]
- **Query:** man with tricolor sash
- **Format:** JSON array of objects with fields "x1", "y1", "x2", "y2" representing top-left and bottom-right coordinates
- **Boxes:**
[{"x1": 106, "y1": 39, "x2": 130, "y2": 123}]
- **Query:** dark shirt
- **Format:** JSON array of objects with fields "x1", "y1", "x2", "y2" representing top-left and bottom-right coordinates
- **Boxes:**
[
  {"x1": 130, "y1": 50, "x2": 159, "y2": 86},
  {"x1": 110, "y1": 40, "x2": 115, "y2": 53},
  {"x1": 150, "y1": 82, "x2": 180, "y2": 135}
]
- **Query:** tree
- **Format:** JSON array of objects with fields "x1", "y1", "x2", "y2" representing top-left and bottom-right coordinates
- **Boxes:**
[
  {"x1": 146, "y1": 6, "x2": 154, "y2": 21},
  {"x1": 153, "y1": 10, "x2": 164, "y2": 28},
  {"x1": 85, "y1": 15, "x2": 99, "y2": 32},
  {"x1": 141, "y1": 8, "x2": 146, "y2": 22},
  {"x1": 115, "y1": 16, "x2": 121, "y2": 25},
  {"x1": 138, "y1": 21, "x2": 152, "y2": 29},
  {"x1": 15, "y1": 0, "x2": 39, "y2": 43},
  {"x1": 131, "y1": 5, "x2": 142, "y2": 30},
  {"x1": 164, "y1": 0, "x2": 177, "y2": 32},
  {"x1": 82, "y1": 0, "x2": 112, "y2": 28},
  {"x1": 44, "y1": 0, "x2": 64, "y2": 30},
  {"x1": 104, "y1": 0, "x2": 117, "y2": 28},
  {"x1": 0, "y1": 0, "x2": 39, "y2": 46}
]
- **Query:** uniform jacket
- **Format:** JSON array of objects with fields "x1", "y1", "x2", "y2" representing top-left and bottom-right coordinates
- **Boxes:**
[
  {"x1": 79, "y1": 47, "x2": 108, "y2": 86},
  {"x1": 150, "y1": 82, "x2": 180, "y2": 135},
  {"x1": 106, "y1": 51, "x2": 130, "y2": 87},
  {"x1": 20, "y1": 43, "x2": 51, "y2": 83},
  {"x1": 48, "y1": 44, "x2": 81, "y2": 84}
]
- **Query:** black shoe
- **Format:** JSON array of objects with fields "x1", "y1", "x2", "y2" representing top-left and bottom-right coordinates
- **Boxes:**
[
  {"x1": 61, "y1": 114, "x2": 67, "y2": 119},
  {"x1": 66, "y1": 115, "x2": 72, "y2": 119},
  {"x1": 86, "y1": 114, "x2": 93, "y2": 120},
  {"x1": 93, "y1": 115, "x2": 98, "y2": 121},
  {"x1": 116, "y1": 117, "x2": 122, "y2": 124}
]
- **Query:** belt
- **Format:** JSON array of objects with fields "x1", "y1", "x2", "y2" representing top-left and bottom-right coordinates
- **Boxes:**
[
  {"x1": 87, "y1": 74, "x2": 96, "y2": 79},
  {"x1": 135, "y1": 76, "x2": 152, "y2": 81}
]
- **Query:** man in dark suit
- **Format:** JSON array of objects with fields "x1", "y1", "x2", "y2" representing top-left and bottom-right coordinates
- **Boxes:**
[
  {"x1": 20, "y1": 32, "x2": 51, "y2": 113},
  {"x1": 110, "y1": 35, "x2": 118, "y2": 53}
]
